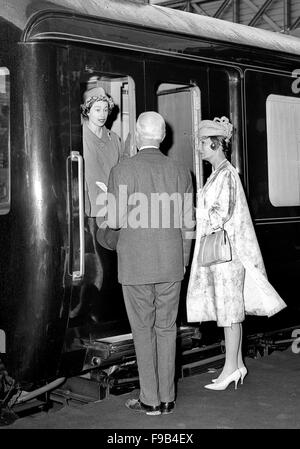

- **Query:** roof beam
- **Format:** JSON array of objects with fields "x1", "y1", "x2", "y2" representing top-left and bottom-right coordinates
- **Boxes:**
[
  {"x1": 232, "y1": 0, "x2": 239, "y2": 23},
  {"x1": 185, "y1": 0, "x2": 192, "y2": 11},
  {"x1": 155, "y1": 0, "x2": 295, "y2": 34},
  {"x1": 154, "y1": 0, "x2": 188, "y2": 7},
  {"x1": 213, "y1": 0, "x2": 232, "y2": 19},
  {"x1": 244, "y1": 0, "x2": 281, "y2": 31},
  {"x1": 283, "y1": 0, "x2": 291, "y2": 31},
  {"x1": 291, "y1": 15, "x2": 300, "y2": 30},
  {"x1": 248, "y1": 0, "x2": 274, "y2": 27},
  {"x1": 155, "y1": 0, "x2": 227, "y2": 7},
  {"x1": 191, "y1": 2, "x2": 209, "y2": 15}
]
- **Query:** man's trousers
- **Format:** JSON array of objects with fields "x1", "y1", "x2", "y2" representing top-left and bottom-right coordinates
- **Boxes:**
[{"x1": 122, "y1": 281, "x2": 182, "y2": 407}]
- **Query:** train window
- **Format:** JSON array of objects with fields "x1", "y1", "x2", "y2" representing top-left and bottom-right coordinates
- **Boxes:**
[
  {"x1": 266, "y1": 94, "x2": 300, "y2": 207},
  {"x1": 0, "y1": 67, "x2": 10, "y2": 215}
]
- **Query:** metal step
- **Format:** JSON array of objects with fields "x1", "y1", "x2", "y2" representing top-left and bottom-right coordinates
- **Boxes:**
[{"x1": 51, "y1": 324, "x2": 300, "y2": 406}]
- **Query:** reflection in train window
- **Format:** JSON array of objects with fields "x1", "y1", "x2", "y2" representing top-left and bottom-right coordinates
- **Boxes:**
[
  {"x1": 156, "y1": 83, "x2": 202, "y2": 189},
  {"x1": 81, "y1": 75, "x2": 136, "y2": 218},
  {"x1": 266, "y1": 94, "x2": 300, "y2": 207},
  {"x1": 0, "y1": 67, "x2": 10, "y2": 215}
]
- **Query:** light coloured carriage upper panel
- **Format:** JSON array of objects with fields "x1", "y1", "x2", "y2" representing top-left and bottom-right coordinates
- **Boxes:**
[{"x1": 1, "y1": 0, "x2": 300, "y2": 57}]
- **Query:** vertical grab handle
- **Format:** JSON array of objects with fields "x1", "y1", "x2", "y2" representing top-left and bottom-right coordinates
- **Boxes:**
[
  {"x1": 69, "y1": 151, "x2": 85, "y2": 281},
  {"x1": 191, "y1": 86, "x2": 202, "y2": 191}
]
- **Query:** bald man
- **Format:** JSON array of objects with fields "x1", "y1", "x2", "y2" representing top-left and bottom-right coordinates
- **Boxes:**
[{"x1": 106, "y1": 112, "x2": 194, "y2": 415}]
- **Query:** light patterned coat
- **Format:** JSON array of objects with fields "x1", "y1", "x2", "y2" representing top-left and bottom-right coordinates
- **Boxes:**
[{"x1": 186, "y1": 159, "x2": 286, "y2": 324}]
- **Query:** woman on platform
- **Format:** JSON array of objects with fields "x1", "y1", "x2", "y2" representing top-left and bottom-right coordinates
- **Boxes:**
[{"x1": 186, "y1": 116, "x2": 286, "y2": 390}]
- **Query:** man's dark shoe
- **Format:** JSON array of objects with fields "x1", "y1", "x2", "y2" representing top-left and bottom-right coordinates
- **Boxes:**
[
  {"x1": 160, "y1": 401, "x2": 175, "y2": 415},
  {"x1": 125, "y1": 398, "x2": 161, "y2": 415}
]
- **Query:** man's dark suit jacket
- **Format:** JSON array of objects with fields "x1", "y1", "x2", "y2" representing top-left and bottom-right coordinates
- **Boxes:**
[{"x1": 107, "y1": 147, "x2": 194, "y2": 285}]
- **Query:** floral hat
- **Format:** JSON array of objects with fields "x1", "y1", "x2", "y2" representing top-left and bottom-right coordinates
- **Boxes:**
[{"x1": 199, "y1": 116, "x2": 233, "y2": 143}]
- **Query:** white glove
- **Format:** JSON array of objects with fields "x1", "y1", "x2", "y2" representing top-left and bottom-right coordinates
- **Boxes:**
[{"x1": 96, "y1": 181, "x2": 108, "y2": 193}]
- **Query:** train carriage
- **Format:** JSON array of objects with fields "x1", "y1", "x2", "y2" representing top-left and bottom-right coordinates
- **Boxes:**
[{"x1": 0, "y1": 0, "x2": 300, "y2": 394}]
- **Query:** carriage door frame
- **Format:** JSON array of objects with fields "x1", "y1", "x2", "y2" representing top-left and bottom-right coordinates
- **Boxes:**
[
  {"x1": 64, "y1": 45, "x2": 145, "y2": 330},
  {"x1": 145, "y1": 58, "x2": 242, "y2": 193},
  {"x1": 67, "y1": 45, "x2": 143, "y2": 279},
  {"x1": 144, "y1": 58, "x2": 210, "y2": 197}
]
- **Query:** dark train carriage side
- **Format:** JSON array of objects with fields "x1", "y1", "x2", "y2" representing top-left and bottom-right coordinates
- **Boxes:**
[{"x1": 0, "y1": 0, "x2": 300, "y2": 391}]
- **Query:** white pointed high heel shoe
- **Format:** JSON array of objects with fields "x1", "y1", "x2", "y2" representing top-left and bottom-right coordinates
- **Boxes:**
[
  {"x1": 239, "y1": 366, "x2": 247, "y2": 384},
  {"x1": 212, "y1": 366, "x2": 248, "y2": 384},
  {"x1": 205, "y1": 369, "x2": 241, "y2": 391}
]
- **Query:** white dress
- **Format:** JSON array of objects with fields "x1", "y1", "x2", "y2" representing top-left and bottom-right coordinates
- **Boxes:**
[{"x1": 186, "y1": 160, "x2": 286, "y2": 327}]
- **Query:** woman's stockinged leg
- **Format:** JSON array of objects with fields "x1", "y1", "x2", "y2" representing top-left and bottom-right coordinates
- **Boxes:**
[
  {"x1": 217, "y1": 322, "x2": 242, "y2": 382},
  {"x1": 237, "y1": 323, "x2": 244, "y2": 368},
  {"x1": 237, "y1": 322, "x2": 248, "y2": 383}
]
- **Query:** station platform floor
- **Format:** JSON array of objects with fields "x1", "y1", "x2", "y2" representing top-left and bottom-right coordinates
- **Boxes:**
[{"x1": 2, "y1": 346, "x2": 300, "y2": 430}]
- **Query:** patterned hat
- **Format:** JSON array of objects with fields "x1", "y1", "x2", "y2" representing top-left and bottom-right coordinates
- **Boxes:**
[
  {"x1": 83, "y1": 86, "x2": 114, "y2": 110},
  {"x1": 199, "y1": 116, "x2": 233, "y2": 143}
]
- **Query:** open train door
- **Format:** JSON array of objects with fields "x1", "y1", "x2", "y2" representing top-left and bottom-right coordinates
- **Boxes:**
[
  {"x1": 155, "y1": 83, "x2": 202, "y2": 323},
  {"x1": 157, "y1": 83, "x2": 202, "y2": 190}
]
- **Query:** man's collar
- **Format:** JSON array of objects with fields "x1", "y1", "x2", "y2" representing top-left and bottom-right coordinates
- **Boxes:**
[{"x1": 138, "y1": 145, "x2": 159, "y2": 151}]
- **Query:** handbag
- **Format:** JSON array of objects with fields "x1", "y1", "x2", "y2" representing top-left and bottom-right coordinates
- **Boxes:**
[{"x1": 198, "y1": 228, "x2": 232, "y2": 267}]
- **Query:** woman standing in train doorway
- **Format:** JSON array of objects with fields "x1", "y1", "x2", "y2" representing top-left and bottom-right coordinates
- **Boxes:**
[
  {"x1": 81, "y1": 84, "x2": 131, "y2": 252},
  {"x1": 186, "y1": 116, "x2": 287, "y2": 390},
  {"x1": 81, "y1": 85, "x2": 124, "y2": 230},
  {"x1": 69, "y1": 85, "x2": 126, "y2": 321}
]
